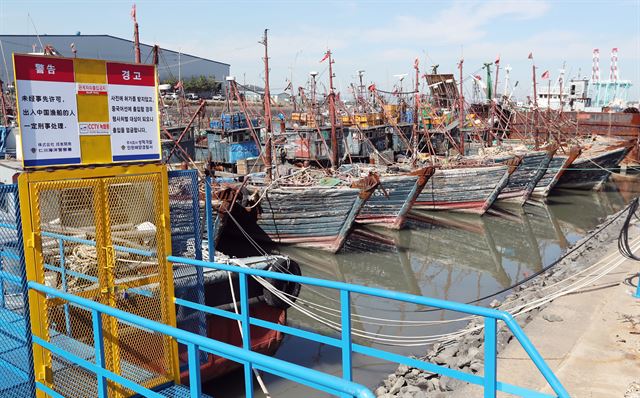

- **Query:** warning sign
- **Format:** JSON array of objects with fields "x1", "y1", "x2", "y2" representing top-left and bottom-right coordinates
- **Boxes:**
[{"x1": 13, "y1": 54, "x2": 161, "y2": 168}]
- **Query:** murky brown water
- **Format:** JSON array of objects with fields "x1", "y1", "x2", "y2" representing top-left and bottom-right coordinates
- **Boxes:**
[{"x1": 205, "y1": 176, "x2": 640, "y2": 397}]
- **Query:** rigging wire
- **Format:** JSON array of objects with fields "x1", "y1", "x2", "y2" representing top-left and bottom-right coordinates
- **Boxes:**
[{"x1": 219, "y1": 199, "x2": 640, "y2": 346}]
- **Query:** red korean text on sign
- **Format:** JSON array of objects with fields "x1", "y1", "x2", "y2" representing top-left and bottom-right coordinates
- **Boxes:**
[
  {"x1": 13, "y1": 54, "x2": 75, "y2": 83},
  {"x1": 106, "y1": 62, "x2": 155, "y2": 86}
]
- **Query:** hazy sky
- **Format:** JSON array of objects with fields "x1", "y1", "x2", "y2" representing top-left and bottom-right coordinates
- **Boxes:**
[{"x1": 1, "y1": 0, "x2": 639, "y2": 100}]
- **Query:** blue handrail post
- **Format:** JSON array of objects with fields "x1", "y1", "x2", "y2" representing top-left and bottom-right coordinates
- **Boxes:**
[
  {"x1": 239, "y1": 273, "x2": 254, "y2": 397},
  {"x1": 340, "y1": 289, "x2": 353, "y2": 396},
  {"x1": 187, "y1": 343, "x2": 202, "y2": 398},
  {"x1": 59, "y1": 238, "x2": 72, "y2": 336},
  {"x1": 205, "y1": 176, "x2": 214, "y2": 262},
  {"x1": 92, "y1": 309, "x2": 108, "y2": 398},
  {"x1": 484, "y1": 317, "x2": 497, "y2": 398}
]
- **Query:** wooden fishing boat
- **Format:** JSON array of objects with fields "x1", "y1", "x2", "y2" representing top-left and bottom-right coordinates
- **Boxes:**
[
  {"x1": 355, "y1": 166, "x2": 436, "y2": 229},
  {"x1": 344, "y1": 124, "x2": 390, "y2": 160},
  {"x1": 174, "y1": 254, "x2": 299, "y2": 382},
  {"x1": 555, "y1": 145, "x2": 629, "y2": 190},
  {"x1": 279, "y1": 125, "x2": 342, "y2": 164},
  {"x1": 221, "y1": 174, "x2": 379, "y2": 253},
  {"x1": 496, "y1": 146, "x2": 558, "y2": 205},
  {"x1": 531, "y1": 146, "x2": 582, "y2": 198},
  {"x1": 413, "y1": 163, "x2": 513, "y2": 215},
  {"x1": 561, "y1": 111, "x2": 640, "y2": 164},
  {"x1": 171, "y1": 239, "x2": 301, "y2": 381},
  {"x1": 162, "y1": 170, "x2": 307, "y2": 383}
]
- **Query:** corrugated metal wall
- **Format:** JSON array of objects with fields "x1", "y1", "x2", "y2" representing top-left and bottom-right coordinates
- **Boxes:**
[{"x1": 0, "y1": 35, "x2": 230, "y2": 82}]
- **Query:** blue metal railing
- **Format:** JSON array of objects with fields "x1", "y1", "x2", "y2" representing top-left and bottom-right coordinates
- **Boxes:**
[
  {"x1": 18, "y1": 229, "x2": 569, "y2": 398},
  {"x1": 169, "y1": 255, "x2": 570, "y2": 398},
  {"x1": 28, "y1": 281, "x2": 375, "y2": 398},
  {"x1": 0, "y1": 170, "x2": 569, "y2": 398}
]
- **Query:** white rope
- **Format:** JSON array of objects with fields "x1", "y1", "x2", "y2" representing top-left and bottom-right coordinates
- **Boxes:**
[{"x1": 226, "y1": 271, "x2": 271, "y2": 398}]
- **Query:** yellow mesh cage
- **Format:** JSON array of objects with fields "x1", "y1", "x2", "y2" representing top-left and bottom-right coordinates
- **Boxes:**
[{"x1": 20, "y1": 165, "x2": 177, "y2": 398}]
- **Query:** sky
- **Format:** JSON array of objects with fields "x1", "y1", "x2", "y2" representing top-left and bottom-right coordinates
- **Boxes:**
[{"x1": 1, "y1": 0, "x2": 639, "y2": 101}]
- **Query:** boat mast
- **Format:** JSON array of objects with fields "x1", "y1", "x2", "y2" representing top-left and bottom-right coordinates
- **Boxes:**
[
  {"x1": 152, "y1": 44, "x2": 159, "y2": 65},
  {"x1": 261, "y1": 29, "x2": 273, "y2": 182},
  {"x1": 559, "y1": 63, "x2": 565, "y2": 115},
  {"x1": 531, "y1": 57, "x2": 539, "y2": 149},
  {"x1": 290, "y1": 70, "x2": 296, "y2": 113},
  {"x1": 458, "y1": 58, "x2": 465, "y2": 156},
  {"x1": 493, "y1": 58, "x2": 500, "y2": 144},
  {"x1": 0, "y1": 79, "x2": 8, "y2": 127},
  {"x1": 310, "y1": 72, "x2": 318, "y2": 120},
  {"x1": 132, "y1": 4, "x2": 141, "y2": 64},
  {"x1": 412, "y1": 58, "x2": 419, "y2": 162},
  {"x1": 326, "y1": 50, "x2": 338, "y2": 168}
]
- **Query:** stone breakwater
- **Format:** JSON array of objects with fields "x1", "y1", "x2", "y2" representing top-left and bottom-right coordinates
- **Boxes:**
[{"x1": 375, "y1": 206, "x2": 632, "y2": 398}]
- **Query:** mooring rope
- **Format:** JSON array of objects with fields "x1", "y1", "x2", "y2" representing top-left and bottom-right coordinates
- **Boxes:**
[{"x1": 618, "y1": 197, "x2": 640, "y2": 260}]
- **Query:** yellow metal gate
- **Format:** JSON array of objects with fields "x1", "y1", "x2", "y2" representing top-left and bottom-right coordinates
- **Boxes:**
[{"x1": 19, "y1": 165, "x2": 179, "y2": 398}]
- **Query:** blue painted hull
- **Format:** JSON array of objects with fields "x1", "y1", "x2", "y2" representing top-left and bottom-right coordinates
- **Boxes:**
[
  {"x1": 356, "y1": 167, "x2": 434, "y2": 229},
  {"x1": 253, "y1": 186, "x2": 373, "y2": 253},
  {"x1": 415, "y1": 165, "x2": 510, "y2": 214}
]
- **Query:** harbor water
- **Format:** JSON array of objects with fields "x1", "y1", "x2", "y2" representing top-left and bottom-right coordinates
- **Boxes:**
[{"x1": 205, "y1": 178, "x2": 640, "y2": 397}]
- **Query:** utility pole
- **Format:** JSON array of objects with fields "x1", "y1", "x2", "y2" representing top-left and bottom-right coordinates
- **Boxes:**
[{"x1": 260, "y1": 29, "x2": 273, "y2": 182}]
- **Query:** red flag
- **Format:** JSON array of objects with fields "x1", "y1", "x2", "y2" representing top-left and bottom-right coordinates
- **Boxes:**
[
  {"x1": 495, "y1": 55, "x2": 500, "y2": 65},
  {"x1": 527, "y1": 52, "x2": 533, "y2": 59},
  {"x1": 414, "y1": 58, "x2": 419, "y2": 70},
  {"x1": 131, "y1": 4, "x2": 137, "y2": 21},
  {"x1": 367, "y1": 84, "x2": 376, "y2": 92},
  {"x1": 320, "y1": 52, "x2": 330, "y2": 63},
  {"x1": 474, "y1": 75, "x2": 482, "y2": 80},
  {"x1": 541, "y1": 70, "x2": 550, "y2": 80}
]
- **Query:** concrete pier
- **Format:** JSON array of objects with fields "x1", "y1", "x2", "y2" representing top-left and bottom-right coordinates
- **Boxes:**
[{"x1": 453, "y1": 227, "x2": 640, "y2": 397}]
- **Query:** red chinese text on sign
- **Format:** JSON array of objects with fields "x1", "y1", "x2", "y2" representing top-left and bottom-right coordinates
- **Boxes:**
[
  {"x1": 13, "y1": 54, "x2": 75, "y2": 83},
  {"x1": 106, "y1": 62, "x2": 155, "y2": 86}
]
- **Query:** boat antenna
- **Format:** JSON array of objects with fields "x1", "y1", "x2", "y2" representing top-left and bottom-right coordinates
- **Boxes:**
[{"x1": 259, "y1": 29, "x2": 273, "y2": 182}]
